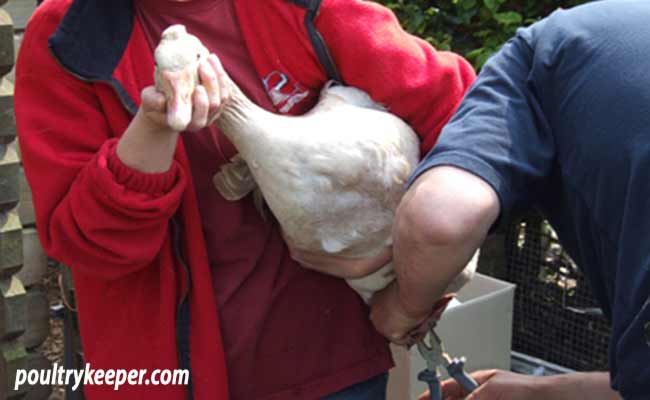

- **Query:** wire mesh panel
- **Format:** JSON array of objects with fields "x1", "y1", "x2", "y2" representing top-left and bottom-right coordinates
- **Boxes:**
[{"x1": 479, "y1": 212, "x2": 611, "y2": 371}]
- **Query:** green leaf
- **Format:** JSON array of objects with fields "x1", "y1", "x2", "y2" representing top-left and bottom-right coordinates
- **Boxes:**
[
  {"x1": 483, "y1": 0, "x2": 500, "y2": 13},
  {"x1": 494, "y1": 11, "x2": 523, "y2": 25},
  {"x1": 374, "y1": 0, "x2": 591, "y2": 71},
  {"x1": 465, "y1": 48, "x2": 485, "y2": 59},
  {"x1": 461, "y1": 0, "x2": 477, "y2": 11},
  {"x1": 475, "y1": 50, "x2": 495, "y2": 69}
]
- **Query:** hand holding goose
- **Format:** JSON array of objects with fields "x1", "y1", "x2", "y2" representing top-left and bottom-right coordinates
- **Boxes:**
[
  {"x1": 153, "y1": 24, "x2": 231, "y2": 133},
  {"x1": 154, "y1": 24, "x2": 477, "y2": 303}
]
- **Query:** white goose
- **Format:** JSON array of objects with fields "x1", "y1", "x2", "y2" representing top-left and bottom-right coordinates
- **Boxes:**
[{"x1": 154, "y1": 25, "x2": 476, "y2": 302}]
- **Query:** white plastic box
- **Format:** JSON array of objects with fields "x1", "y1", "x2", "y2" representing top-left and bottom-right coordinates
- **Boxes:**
[{"x1": 387, "y1": 273, "x2": 516, "y2": 399}]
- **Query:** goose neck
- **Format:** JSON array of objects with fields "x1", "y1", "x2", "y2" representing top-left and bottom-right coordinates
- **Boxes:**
[{"x1": 215, "y1": 80, "x2": 269, "y2": 141}]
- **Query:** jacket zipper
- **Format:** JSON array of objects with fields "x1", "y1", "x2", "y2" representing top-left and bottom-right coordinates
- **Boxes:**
[
  {"x1": 170, "y1": 215, "x2": 191, "y2": 305},
  {"x1": 171, "y1": 215, "x2": 193, "y2": 400}
]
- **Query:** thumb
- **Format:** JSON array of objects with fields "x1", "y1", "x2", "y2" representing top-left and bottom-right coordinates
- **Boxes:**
[
  {"x1": 466, "y1": 385, "x2": 489, "y2": 400},
  {"x1": 141, "y1": 86, "x2": 167, "y2": 113},
  {"x1": 416, "y1": 390, "x2": 429, "y2": 400},
  {"x1": 465, "y1": 376, "x2": 498, "y2": 400},
  {"x1": 446, "y1": 370, "x2": 499, "y2": 400}
]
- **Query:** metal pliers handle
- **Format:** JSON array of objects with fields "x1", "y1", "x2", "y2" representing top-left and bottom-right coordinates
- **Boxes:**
[
  {"x1": 417, "y1": 368, "x2": 442, "y2": 400},
  {"x1": 446, "y1": 357, "x2": 479, "y2": 393},
  {"x1": 416, "y1": 324, "x2": 479, "y2": 400}
]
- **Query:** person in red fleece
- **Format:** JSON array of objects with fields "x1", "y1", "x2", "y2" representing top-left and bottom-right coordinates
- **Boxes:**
[{"x1": 14, "y1": 0, "x2": 475, "y2": 399}]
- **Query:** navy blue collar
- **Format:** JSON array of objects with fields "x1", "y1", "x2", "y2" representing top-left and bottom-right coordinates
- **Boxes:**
[
  {"x1": 48, "y1": 0, "x2": 138, "y2": 113},
  {"x1": 48, "y1": 0, "x2": 134, "y2": 82}
]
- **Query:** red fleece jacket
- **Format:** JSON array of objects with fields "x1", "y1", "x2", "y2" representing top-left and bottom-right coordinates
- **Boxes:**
[{"x1": 15, "y1": 0, "x2": 475, "y2": 399}]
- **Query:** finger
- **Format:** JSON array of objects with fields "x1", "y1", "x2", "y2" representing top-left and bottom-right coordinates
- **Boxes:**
[
  {"x1": 407, "y1": 296, "x2": 456, "y2": 341},
  {"x1": 207, "y1": 54, "x2": 230, "y2": 105},
  {"x1": 289, "y1": 247, "x2": 339, "y2": 265},
  {"x1": 186, "y1": 85, "x2": 209, "y2": 132},
  {"x1": 141, "y1": 86, "x2": 167, "y2": 113},
  {"x1": 417, "y1": 390, "x2": 430, "y2": 400},
  {"x1": 442, "y1": 370, "x2": 498, "y2": 399},
  {"x1": 407, "y1": 328, "x2": 427, "y2": 344},
  {"x1": 418, "y1": 391, "x2": 463, "y2": 400},
  {"x1": 355, "y1": 245, "x2": 392, "y2": 276},
  {"x1": 198, "y1": 59, "x2": 221, "y2": 115},
  {"x1": 289, "y1": 248, "x2": 322, "y2": 261},
  {"x1": 466, "y1": 384, "x2": 491, "y2": 400},
  {"x1": 462, "y1": 372, "x2": 502, "y2": 400},
  {"x1": 467, "y1": 370, "x2": 500, "y2": 386},
  {"x1": 376, "y1": 245, "x2": 393, "y2": 262},
  {"x1": 291, "y1": 250, "x2": 336, "y2": 266},
  {"x1": 292, "y1": 257, "x2": 337, "y2": 276},
  {"x1": 396, "y1": 335, "x2": 416, "y2": 347},
  {"x1": 440, "y1": 378, "x2": 465, "y2": 399},
  {"x1": 288, "y1": 250, "x2": 323, "y2": 269},
  {"x1": 297, "y1": 250, "x2": 383, "y2": 278}
]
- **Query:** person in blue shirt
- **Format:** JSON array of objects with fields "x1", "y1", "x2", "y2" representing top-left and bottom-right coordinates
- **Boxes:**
[{"x1": 370, "y1": 1, "x2": 650, "y2": 399}]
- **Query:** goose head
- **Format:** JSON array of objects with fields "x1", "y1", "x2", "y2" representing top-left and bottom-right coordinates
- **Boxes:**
[{"x1": 154, "y1": 24, "x2": 209, "y2": 131}]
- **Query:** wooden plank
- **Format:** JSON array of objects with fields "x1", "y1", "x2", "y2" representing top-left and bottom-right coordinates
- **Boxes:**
[
  {"x1": 0, "y1": 275, "x2": 26, "y2": 340},
  {"x1": 16, "y1": 228, "x2": 45, "y2": 288},
  {"x1": 0, "y1": 209, "x2": 22, "y2": 278},
  {"x1": 24, "y1": 351, "x2": 52, "y2": 400},
  {"x1": 0, "y1": 340, "x2": 28, "y2": 399},
  {"x1": 3, "y1": 0, "x2": 36, "y2": 32},
  {"x1": 0, "y1": 9, "x2": 13, "y2": 77},
  {"x1": 0, "y1": 142, "x2": 20, "y2": 210},
  {"x1": 21, "y1": 287, "x2": 48, "y2": 349}
]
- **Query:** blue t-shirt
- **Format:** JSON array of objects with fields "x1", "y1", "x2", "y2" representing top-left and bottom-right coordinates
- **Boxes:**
[{"x1": 413, "y1": 1, "x2": 650, "y2": 398}]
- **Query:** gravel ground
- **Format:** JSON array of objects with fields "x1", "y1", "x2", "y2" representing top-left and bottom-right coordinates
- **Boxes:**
[{"x1": 42, "y1": 261, "x2": 65, "y2": 400}]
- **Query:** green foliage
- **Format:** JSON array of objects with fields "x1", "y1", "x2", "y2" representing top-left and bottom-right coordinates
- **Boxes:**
[{"x1": 375, "y1": 0, "x2": 591, "y2": 69}]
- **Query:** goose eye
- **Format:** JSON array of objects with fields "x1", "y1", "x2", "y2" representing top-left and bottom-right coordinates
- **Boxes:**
[{"x1": 197, "y1": 54, "x2": 201, "y2": 60}]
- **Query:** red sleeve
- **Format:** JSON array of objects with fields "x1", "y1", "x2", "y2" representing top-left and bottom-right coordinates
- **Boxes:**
[
  {"x1": 14, "y1": 8, "x2": 186, "y2": 281},
  {"x1": 316, "y1": 0, "x2": 476, "y2": 154}
]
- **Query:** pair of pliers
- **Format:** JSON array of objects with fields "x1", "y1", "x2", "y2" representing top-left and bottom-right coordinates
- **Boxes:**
[{"x1": 416, "y1": 324, "x2": 479, "y2": 400}]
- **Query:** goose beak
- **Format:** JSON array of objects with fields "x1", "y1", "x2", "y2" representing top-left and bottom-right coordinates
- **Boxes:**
[{"x1": 160, "y1": 67, "x2": 196, "y2": 131}]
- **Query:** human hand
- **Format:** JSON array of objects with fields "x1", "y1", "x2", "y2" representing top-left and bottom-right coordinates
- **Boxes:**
[
  {"x1": 289, "y1": 245, "x2": 392, "y2": 279},
  {"x1": 418, "y1": 370, "x2": 546, "y2": 400},
  {"x1": 117, "y1": 54, "x2": 231, "y2": 174},
  {"x1": 148, "y1": 53, "x2": 230, "y2": 133},
  {"x1": 369, "y1": 281, "x2": 452, "y2": 346}
]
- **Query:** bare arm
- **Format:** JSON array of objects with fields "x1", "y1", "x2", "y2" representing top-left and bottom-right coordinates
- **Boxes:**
[
  {"x1": 434, "y1": 370, "x2": 621, "y2": 400},
  {"x1": 394, "y1": 166, "x2": 499, "y2": 316},
  {"x1": 548, "y1": 372, "x2": 621, "y2": 400},
  {"x1": 371, "y1": 166, "x2": 500, "y2": 343}
]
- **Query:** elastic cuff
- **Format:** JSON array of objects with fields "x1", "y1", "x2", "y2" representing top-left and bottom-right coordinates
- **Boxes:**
[{"x1": 101, "y1": 139, "x2": 181, "y2": 196}]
